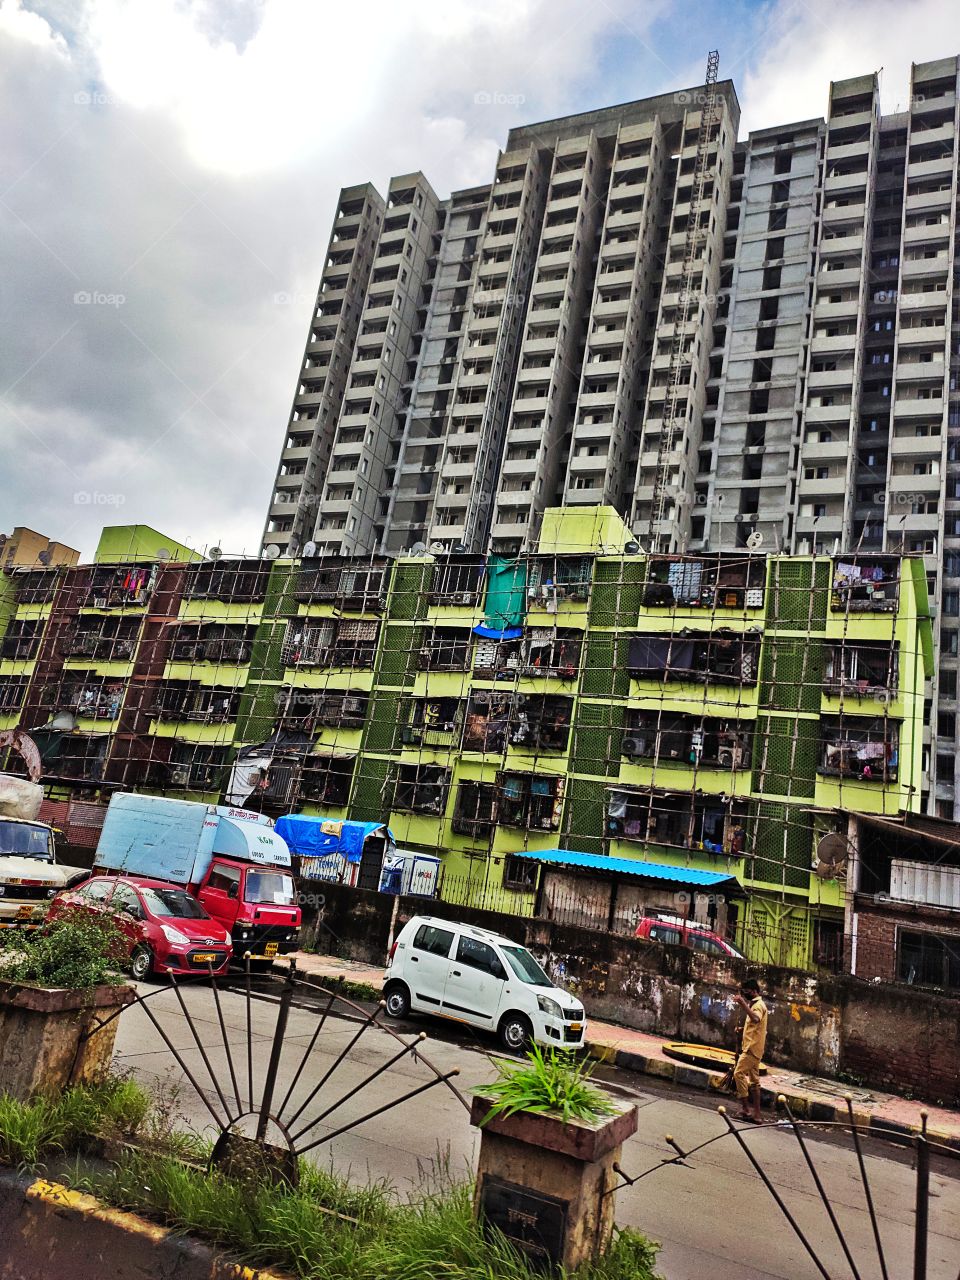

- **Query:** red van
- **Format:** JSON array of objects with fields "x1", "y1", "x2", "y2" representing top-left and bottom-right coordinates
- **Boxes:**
[{"x1": 635, "y1": 911, "x2": 744, "y2": 958}]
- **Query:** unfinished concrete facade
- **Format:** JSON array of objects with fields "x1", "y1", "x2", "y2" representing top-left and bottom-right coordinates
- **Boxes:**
[{"x1": 263, "y1": 57, "x2": 960, "y2": 816}]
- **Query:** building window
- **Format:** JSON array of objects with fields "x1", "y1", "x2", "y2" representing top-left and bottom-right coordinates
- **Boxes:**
[
  {"x1": 897, "y1": 930, "x2": 960, "y2": 992},
  {"x1": 498, "y1": 772, "x2": 563, "y2": 831},
  {"x1": 419, "y1": 626, "x2": 472, "y2": 671},
  {"x1": 452, "y1": 781, "x2": 497, "y2": 838},
  {"x1": 823, "y1": 642, "x2": 897, "y2": 696},
  {"x1": 819, "y1": 716, "x2": 898, "y2": 781},
  {"x1": 393, "y1": 764, "x2": 450, "y2": 814},
  {"x1": 503, "y1": 856, "x2": 538, "y2": 891},
  {"x1": 627, "y1": 630, "x2": 760, "y2": 686},
  {"x1": 300, "y1": 755, "x2": 354, "y2": 806}
]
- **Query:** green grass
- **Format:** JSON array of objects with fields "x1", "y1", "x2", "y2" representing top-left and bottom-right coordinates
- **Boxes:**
[
  {"x1": 87, "y1": 1151, "x2": 661, "y2": 1279},
  {"x1": 474, "y1": 1044, "x2": 621, "y2": 1127},
  {"x1": 0, "y1": 1077, "x2": 152, "y2": 1166}
]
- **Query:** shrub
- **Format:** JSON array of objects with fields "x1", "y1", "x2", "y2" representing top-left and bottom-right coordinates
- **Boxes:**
[
  {"x1": 474, "y1": 1043, "x2": 621, "y2": 1126},
  {"x1": 0, "y1": 908, "x2": 127, "y2": 989}
]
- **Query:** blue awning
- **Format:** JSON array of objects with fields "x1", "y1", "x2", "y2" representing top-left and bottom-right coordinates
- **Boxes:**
[{"x1": 512, "y1": 847, "x2": 739, "y2": 888}]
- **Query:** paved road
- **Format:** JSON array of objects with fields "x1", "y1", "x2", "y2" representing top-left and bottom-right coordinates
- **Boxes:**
[{"x1": 112, "y1": 977, "x2": 960, "y2": 1280}]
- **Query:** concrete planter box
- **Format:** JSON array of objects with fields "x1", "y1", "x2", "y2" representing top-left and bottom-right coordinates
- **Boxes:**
[
  {"x1": 0, "y1": 979, "x2": 135, "y2": 1102},
  {"x1": 470, "y1": 1093, "x2": 638, "y2": 1272}
]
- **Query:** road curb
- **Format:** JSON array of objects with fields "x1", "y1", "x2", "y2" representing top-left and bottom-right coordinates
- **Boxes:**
[
  {"x1": 0, "y1": 1167, "x2": 289, "y2": 1279},
  {"x1": 585, "y1": 1038, "x2": 957, "y2": 1144}
]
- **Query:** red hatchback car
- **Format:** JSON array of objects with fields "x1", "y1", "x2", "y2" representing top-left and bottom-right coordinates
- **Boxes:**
[
  {"x1": 49, "y1": 875, "x2": 232, "y2": 980},
  {"x1": 635, "y1": 912, "x2": 744, "y2": 959}
]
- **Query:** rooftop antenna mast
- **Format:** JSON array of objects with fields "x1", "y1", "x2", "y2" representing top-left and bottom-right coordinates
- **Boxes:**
[{"x1": 649, "y1": 49, "x2": 720, "y2": 553}]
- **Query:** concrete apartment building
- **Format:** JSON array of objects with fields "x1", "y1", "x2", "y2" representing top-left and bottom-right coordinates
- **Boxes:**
[{"x1": 263, "y1": 55, "x2": 960, "y2": 815}]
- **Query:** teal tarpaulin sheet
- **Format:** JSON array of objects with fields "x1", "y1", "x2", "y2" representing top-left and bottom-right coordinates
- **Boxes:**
[{"x1": 477, "y1": 557, "x2": 527, "y2": 639}]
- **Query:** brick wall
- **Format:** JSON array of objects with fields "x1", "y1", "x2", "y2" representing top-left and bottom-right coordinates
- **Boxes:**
[
  {"x1": 303, "y1": 880, "x2": 960, "y2": 1105},
  {"x1": 853, "y1": 896, "x2": 960, "y2": 984}
]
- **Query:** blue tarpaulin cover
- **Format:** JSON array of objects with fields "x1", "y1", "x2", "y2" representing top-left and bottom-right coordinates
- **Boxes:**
[
  {"x1": 274, "y1": 815, "x2": 392, "y2": 864},
  {"x1": 473, "y1": 623, "x2": 524, "y2": 640},
  {"x1": 512, "y1": 847, "x2": 739, "y2": 887}
]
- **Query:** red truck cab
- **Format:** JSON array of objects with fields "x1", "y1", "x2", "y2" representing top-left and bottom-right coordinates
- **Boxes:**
[{"x1": 195, "y1": 858, "x2": 299, "y2": 967}]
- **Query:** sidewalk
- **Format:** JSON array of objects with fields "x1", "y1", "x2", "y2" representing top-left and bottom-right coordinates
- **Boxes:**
[{"x1": 280, "y1": 951, "x2": 960, "y2": 1150}]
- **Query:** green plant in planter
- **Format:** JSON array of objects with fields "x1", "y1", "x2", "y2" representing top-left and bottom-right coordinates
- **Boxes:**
[
  {"x1": 0, "y1": 909, "x2": 127, "y2": 989},
  {"x1": 474, "y1": 1044, "x2": 621, "y2": 1126}
]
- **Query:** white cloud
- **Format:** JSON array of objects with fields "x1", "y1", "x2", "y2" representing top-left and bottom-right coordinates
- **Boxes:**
[{"x1": 739, "y1": 0, "x2": 960, "y2": 133}]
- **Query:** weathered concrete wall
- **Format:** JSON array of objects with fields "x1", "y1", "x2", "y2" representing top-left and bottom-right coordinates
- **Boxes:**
[
  {"x1": 303, "y1": 881, "x2": 960, "y2": 1105},
  {"x1": 0, "y1": 1169, "x2": 286, "y2": 1280},
  {"x1": 0, "y1": 981, "x2": 136, "y2": 1102}
]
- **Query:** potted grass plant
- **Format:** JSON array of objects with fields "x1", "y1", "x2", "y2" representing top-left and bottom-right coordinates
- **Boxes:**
[
  {"x1": 470, "y1": 1045, "x2": 639, "y2": 1272},
  {"x1": 0, "y1": 909, "x2": 135, "y2": 1102}
]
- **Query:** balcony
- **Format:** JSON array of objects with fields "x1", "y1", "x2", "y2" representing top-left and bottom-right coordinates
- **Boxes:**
[{"x1": 831, "y1": 556, "x2": 899, "y2": 612}]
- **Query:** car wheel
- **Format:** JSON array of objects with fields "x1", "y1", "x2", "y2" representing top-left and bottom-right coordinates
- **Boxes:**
[
  {"x1": 383, "y1": 982, "x2": 411, "y2": 1019},
  {"x1": 498, "y1": 1012, "x2": 533, "y2": 1054},
  {"x1": 130, "y1": 945, "x2": 153, "y2": 982}
]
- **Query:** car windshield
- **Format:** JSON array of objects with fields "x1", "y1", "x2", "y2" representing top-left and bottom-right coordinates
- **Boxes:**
[
  {"x1": 244, "y1": 871, "x2": 295, "y2": 905},
  {"x1": 502, "y1": 945, "x2": 552, "y2": 987},
  {"x1": 0, "y1": 820, "x2": 52, "y2": 858},
  {"x1": 138, "y1": 887, "x2": 208, "y2": 920}
]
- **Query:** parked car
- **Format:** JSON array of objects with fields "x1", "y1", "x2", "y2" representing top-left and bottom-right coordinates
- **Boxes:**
[
  {"x1": 382, "y1": 915, "x2": 586, "y2": 1052},
  {"x1": 48, "y1": 874, "x2": 232, "y2": 979},
  {"x1": 635, "y1": 911, "x2": 744, "y2": 958}
]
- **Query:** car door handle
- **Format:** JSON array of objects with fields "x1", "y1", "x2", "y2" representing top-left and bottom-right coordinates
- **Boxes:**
[
  {"x1": 452, "y1": 970, "x2": 461, "y2": 976},
  {"x1": 410, "y1": 955, "x2": 419, "y2": 962}
]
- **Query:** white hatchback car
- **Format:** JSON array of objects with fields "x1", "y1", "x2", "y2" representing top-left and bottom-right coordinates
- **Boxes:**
[{"x1": 382, "y1": 915, "x2": 586, "y2": 1052}]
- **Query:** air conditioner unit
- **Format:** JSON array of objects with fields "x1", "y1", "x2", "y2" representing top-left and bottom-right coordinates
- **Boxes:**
[
  {"x1": 622, "y1": 736, "x2": 647, "y2": 757},
  {"x1": 168, "y1": 766, "x2": 192, "y2": 788},
  {"x1": 717, "y1": 746, "x2": 745, "y2": 768},
  {"x1": 342, "y1": 696, "x2": 364, "y2": 713},
  {"x1": 875, "y1": 690, "x2": 891, "y2": 706}
]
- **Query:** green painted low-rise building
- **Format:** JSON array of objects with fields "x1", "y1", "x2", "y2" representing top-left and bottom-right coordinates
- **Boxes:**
[{"x1": 0, "y1": 510, "x2": 933, "y2": 969}]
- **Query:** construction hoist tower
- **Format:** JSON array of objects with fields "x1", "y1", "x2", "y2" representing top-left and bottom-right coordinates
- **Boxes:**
[{"x1": 648, "y1": 50, "x2": 721, "y2": 553}]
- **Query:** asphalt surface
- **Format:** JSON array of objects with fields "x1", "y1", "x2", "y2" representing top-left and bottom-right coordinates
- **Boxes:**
[{"x1": 111, "y1": 973, "x2": 960, "y2": 1280}]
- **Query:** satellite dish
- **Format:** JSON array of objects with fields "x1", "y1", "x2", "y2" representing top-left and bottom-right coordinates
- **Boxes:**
[
  {"x1": 302, "y1": 540, "x2": 317, "y2": 558},
  {"x1": 746, "y1": 531, "x2": 764, "y2": 551},
  {"x1": 410, "y1": 541, "x2": 427, "y2": 555},
  {"x1": 430, "y1": 541, "x2": 445, "y2": 554},
  {"x1": 37, "y1": 550, "x2": 51, "y2": 565},
  {"x1": 263, "y1": 544, "x2": 281, "y2": 560},
  {"x1": 208, "y1": 546, "x2": 222, "y2": 561},
  {"x1": 48, "y1": 710, "x2": 77, "y2": 733},
  {"x1": 813, "y1": 833, "x2": 848, "y2": 879},
  {"x1": 624, "y1": 541, "x2": 641, "y2": 555},
  {"x1": 156, "y1": 547, "x2": 171, "y2": 561}
]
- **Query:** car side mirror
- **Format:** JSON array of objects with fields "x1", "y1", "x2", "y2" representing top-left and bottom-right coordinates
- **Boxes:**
[{"x1": 227, "y1": 882, "x2": 239, "y2": 900}]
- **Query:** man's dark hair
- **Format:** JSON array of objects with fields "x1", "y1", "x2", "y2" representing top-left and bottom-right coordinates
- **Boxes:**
[{"x1": 741, "y1": 977, "x2": 761, "y2": 994}]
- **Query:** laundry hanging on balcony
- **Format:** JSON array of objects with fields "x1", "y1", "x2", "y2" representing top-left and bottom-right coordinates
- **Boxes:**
[{"x1": 473, "y1": 557, "x2": 527, "y2": 641}]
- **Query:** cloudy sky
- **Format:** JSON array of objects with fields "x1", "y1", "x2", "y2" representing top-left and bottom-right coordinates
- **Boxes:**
[{"x1": 2, "y1": 0, "x2": 958, "y2": 559}]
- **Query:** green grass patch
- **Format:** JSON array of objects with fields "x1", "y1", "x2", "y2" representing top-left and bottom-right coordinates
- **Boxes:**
[
  {"x1": 85, "y1": 1150, "x2": 661, "y2": 1279},
  {"x1": 0, "y1": 1077, "x2": 153, "y2": 1166},
  {"x1": 474, "y1": 1044, "x2": 621, "y2": 1126}
]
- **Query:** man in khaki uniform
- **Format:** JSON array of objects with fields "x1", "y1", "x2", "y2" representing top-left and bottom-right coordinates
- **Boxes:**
[{"x1": 733, "y1": 977, "x2": 768, "y2": 1123}]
